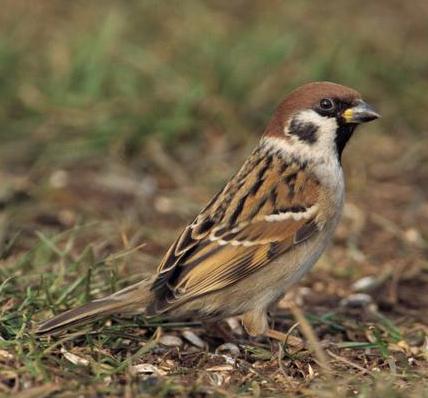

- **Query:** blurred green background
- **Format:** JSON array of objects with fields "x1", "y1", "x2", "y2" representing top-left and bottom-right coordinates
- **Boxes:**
[{"x1": 1, "y1": 0, "x2": 427, "y2": 168}]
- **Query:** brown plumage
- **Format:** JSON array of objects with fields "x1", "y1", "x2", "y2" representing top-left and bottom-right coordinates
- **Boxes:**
[
  {"x1": 149, "y1": 154, "x2": 320, "y2": 314},
  {"x1": 35, "y1": 82, "x2": 379, "y2": 338}
]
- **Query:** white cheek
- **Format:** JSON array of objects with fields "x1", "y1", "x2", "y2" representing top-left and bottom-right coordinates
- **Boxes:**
[
  {"x1": 284, "y1": 110, "x2": 338, "y2": 156},
  {"x1": 261, "y1": 109, "x2": 343, "y2": 190}
]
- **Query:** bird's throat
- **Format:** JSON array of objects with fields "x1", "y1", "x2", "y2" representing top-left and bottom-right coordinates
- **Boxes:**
[{"x1": 335, "y1": 124, "x2": 356, "y2": 162}]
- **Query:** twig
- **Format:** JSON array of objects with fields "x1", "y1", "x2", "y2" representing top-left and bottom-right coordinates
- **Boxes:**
[
  {"x1": 288, "y1": 303, "x2": 332, "y2": 378},
  {"x1": 326, "y1": 349, "x2": 373, "y2": 377}
]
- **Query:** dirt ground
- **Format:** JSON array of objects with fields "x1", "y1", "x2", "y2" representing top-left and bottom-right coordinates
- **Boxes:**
[{"x1": 1, "y1": 129, "x2": 428, "y2": 397}]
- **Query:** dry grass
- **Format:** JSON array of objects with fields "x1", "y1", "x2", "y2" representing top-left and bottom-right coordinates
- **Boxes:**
[
  {"x1": 0, "y1": 1, "x2": 428, "y2": 397},
  {"x1": 1, "y1": 130, "x2": 427, "y2": 397}
]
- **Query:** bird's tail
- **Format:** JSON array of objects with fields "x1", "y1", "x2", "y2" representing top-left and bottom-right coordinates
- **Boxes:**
[{"x1": 35, "y1": 277, "x2": 154, "y2": 336}]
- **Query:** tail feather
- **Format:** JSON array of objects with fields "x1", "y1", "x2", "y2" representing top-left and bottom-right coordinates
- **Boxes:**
[{"x1": 35, "y1": 279, "x2": 153, "y2": 335}]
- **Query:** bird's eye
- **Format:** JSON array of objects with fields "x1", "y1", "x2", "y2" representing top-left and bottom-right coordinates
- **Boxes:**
[{"x1": 319, "y1": 98, "x2": 335, "y2": 110}]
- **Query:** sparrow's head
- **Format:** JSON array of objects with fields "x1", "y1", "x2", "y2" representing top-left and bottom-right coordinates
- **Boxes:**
[{"x1": 264, "y1": 81, "x2": 379, "y2": 161}]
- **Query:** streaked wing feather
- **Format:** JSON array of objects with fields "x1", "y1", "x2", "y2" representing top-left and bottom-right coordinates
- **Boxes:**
[
  {"x1": 174, "y1": 217, "x2": 314, "y2": 298},
  {"x1": 151, "y1": 145, "x2": 321, "y2": 310}
]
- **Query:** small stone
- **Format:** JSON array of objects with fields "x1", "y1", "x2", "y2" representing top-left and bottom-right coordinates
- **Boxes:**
[
  {"x1": 58, "y1": 209, "x2": 76, "y2": 226},
  {"x1": 132, "y1": 363, "x2": 166, "y2": 376},
  {"x1": 154, "y1": 197, "x2": 173, "y2": 213},
  {"x1": 340, "y1": 293, "x2": 373, "y2": 308},
  {"x1": 182, "y1": 330, "x2": 205, "y2": 348},
  {"x1": 0, "y1": 349, "x2": 13, "y2": 361},
  {"x1": 49, "y1": 170, "x2": 68, "y2": 188},
  {"x1": 403, "y1": 228, "x2": 424, "y2": 247},
  {"x1": 215, "y1": 343, "x2": 240, "y2": 357},
  {"x1": 159, "y1": 335, "x2": 183, "y2": 347},
  {"x1": 352, "y1": 276, "x2": 379, "y2": 292}
]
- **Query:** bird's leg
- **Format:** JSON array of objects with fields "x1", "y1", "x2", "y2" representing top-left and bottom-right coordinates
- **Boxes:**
[
  {"x1": 242, "y1": 309, "x2": 304, "y2": 349},
  {"x1": 241, "y1": 308, "x2": 268, "y2": 336}
]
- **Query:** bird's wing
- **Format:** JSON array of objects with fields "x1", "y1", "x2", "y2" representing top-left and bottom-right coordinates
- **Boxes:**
[{"x1": 151, "y1": 146, "x2": 323, "y2": 311}]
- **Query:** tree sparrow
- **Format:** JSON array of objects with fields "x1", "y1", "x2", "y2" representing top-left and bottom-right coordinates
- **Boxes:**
[{"x1": 36, "y1": 82, "x2": 379, "y2": 339}]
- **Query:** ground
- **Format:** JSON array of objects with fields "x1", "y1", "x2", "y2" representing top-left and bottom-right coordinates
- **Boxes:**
[{"x1": 0, "y1": 1, "x2": 427, "y2": 397}]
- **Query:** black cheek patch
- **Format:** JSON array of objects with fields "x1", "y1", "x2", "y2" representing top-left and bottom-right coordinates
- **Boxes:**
[{"x1": 289, "y1": 118, "x2": 318, "y2": 144}]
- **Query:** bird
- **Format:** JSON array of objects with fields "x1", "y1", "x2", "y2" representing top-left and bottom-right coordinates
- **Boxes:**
[{"x1": 35, "y1": 81, "x2": 379, "y2": 340}]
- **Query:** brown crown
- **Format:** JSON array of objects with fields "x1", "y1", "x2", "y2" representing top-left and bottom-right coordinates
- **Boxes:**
[{"x1": 264, "y1": 81, "x2": 362, "y2": 137}]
